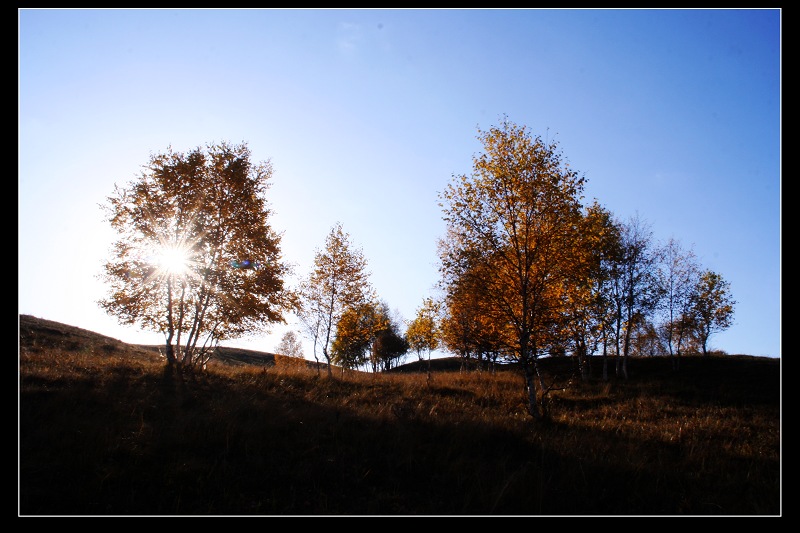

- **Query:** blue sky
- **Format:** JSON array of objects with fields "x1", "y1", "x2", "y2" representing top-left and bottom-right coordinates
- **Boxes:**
[{"x1": 18, "y1": 8, "x2": 781, "y2": 359}]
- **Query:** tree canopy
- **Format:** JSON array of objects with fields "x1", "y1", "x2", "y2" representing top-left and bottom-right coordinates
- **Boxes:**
[
  {"x1": 99, "y1": 141, "x2": 296, "y2": 368},
  {"x1": 692, "y1": 270, "x2": 736, "y2": 356},
  {"x1": 438, "y1": 117, "x2": 589, "y2": 418}
]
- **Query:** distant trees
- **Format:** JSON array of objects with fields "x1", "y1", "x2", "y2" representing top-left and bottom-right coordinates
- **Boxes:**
[
  {"x1": 331, "y1": 299, "x2": 409, "y2": 373},
  {"x1": 99, "y1": 141, "x2": 296, "y2": 369},
  {"x1": 406, "y1": 297, "x2": 441, "y2": 380},
  {"x1": 297, "y1": 222, "x2": 373, "y2": 378},
  {"x1": 275, "y1": 330, "x2": 304, "y2": 359}
]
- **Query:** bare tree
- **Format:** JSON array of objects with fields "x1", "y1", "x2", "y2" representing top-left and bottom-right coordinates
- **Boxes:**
[{"x1": 656, "y1": 237, "x2": 700, "y2": 370}]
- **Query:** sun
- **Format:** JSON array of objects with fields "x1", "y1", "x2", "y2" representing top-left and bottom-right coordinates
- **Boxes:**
[{"x1": 154, "y1": 244, "x2": 192, "y2": 277}]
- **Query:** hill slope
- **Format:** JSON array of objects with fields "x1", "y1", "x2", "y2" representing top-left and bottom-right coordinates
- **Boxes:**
[{"x1": 18, "y1": 314, "x2": 781, "y2": 515}]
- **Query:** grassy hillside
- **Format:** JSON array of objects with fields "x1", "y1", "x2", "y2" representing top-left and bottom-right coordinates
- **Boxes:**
[{"x1": 18, "y1": 315, "x2": 781, "y2": 516}]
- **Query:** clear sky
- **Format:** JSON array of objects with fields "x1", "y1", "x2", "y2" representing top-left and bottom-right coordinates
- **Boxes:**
[{"x1": 19, "y1": 8, "x2": 781, "y2": 359}]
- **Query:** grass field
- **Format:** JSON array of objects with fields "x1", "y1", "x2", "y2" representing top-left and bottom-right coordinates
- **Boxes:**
[{"x1": 18, "y1": 315, "x2": 781, "y2": 516}]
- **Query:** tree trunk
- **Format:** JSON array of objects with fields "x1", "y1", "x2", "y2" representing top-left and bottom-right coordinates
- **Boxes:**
[
  {"x1": 164, "y1": 342, "x2": 176, "y2": 365},
  {"x1": 523, "y1": 360, "x2": 542, "y2": 420},
  {"x1": 426, "y1": 351, "x2": 432, "y2": 386}
]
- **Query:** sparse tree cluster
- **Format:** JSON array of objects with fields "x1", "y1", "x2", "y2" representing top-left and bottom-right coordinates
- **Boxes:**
[
  {"x1": 436, "y1": 117, "x2": 736, "y2": 418},
  {"x1": 297, "y1": 223, "x2": 409, "y2": 375},
  {"x1": 101, "y1": 122, "x2": 736, "y2": 420},
  {"x1": 296, "y1": 222, "x2": 374, "y2": 378}
]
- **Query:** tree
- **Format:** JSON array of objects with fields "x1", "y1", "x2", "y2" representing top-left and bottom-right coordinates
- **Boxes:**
[
  {"x1": 628, "y1": 314, "x2": 665, "y2": 356},
  {"x1": 438, "y1": 254, "x2": 508, "y2": 372},
  {"x1": 438, "y1": 117, "x2": 587, "y2": 420},
  {"x1": 610, "y1": 213, "x2": 663, "y2": 379},
  {"x1": 331, "y1": 300, "x2": 381, "y2": 371},
  {"x1": 564, "y1": 202, "x2": 622, "y2": 381},
  {"x1": 298, "y1": 222, "x2": 373, "y2": 378},
  {"x1": 437, "y1": 227, "x2": 488, "y2": 369},
  {"x1": 372, "y1": 304, "x2": 409, "y2": 372},
  {"x1": 275, "y1": 330, "x2": 304, "y2": 359},
  {"x1": 656, "y1": 237, "x2": 700, "y2": 370},
  {"x1": 406, "y1": 297, "x2": 441, "y2": 380},
  {"x1": 332, "y1": 299, "x2": 409, "y2": 373},
  {"x1": 297, "y1": 275, "x2": 326, "y2": 375},
  {"x1": 691, "y1": 270, "x2": 736, "y2": 356},
  {"x1": 438, "y1": 276, "x2": 482, "y2": 368},
  {"x1": 99, "y1": 141, "x2": 296, "y2": 369}
]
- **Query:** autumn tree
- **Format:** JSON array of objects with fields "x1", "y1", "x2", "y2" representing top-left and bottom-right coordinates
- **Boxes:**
[
  {"x1": 437, "y1": 225, "x2": 507, "y2": 372},
  {"x1": 437, "y1": 227, "x2": 482, "y2": 367},
  {"x1": 332, "y1": 299, "x2": 408, "y2": 372},
  {"x1": 438, "y1": 278, "x2": 482, "y2": 368},
  {"x1": 99, "y1": 141, "x2": 296, "y2": 369},
  {"x1": 298, "y1": 222, "x2": 373, "y2": 378},
  {"x1": 406, "y1": 297, "x2": 440, "y2": 363},
  {"x1": 406, "y1": 297, "x2": 441, "y2": 379},
  {"x1": 439, "y1": 256, "x2": 508, "y2": 372},
  {"x1": 331, "y1": 300, "x2": 381, "y2": 371},
  {"x1": 691, "y1": 270, "x2": 736, "y2": 356},
  {"x1": 438, "y1": 118, "x2": 587, "y2": 420},
  {"x1": 564, "y1": 202, "x2": 622, "y2": 381}
]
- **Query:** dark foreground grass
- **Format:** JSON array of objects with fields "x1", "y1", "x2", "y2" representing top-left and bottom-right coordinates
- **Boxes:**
[{"x1": 18, "y1": 317, "x2": 780, "y2": 516}]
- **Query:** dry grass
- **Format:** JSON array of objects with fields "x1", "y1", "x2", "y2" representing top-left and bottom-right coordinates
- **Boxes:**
[{"x1": 18, "y1": 316, "x2": 780, "y2": 516}]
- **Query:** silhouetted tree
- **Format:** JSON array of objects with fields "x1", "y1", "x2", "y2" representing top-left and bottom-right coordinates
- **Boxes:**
[
  {"x1": 691, "y1": 270, "x2": 736, "y2": 356},
  {"x1": 373, "y1": 312, "x2": 410, "y2": 372},
  {"x1": 99, "y1": 141, "x2": 296, "y2": 369},
  {"x1": 610, "y1": 213, "x2": 663, "y2": 379}
]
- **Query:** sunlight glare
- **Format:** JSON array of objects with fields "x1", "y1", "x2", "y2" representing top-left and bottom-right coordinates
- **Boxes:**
[{"x1": 155, "y1": 245, "x2": 191, "y2": 277}]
